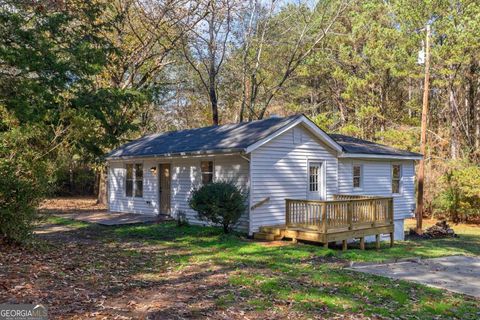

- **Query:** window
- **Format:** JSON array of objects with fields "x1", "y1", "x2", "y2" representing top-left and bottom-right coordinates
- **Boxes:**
[
  {"x1": 126, "y1": 164, "x2": 133, "y2": 197},
  {"x1": 309, "y1": 162, "x2": 322, "y2": 192},
  {"x1": 392, "y1": 164, "x2": 401, "y2": 194},
  {"x1": 125, "y1": 163, "x2": 143, "y2": 197},
  {"x1": 201, "y1": 161, "x2": 214, "y2": 184},
  {"x1": 353, "y1": 164, "x2": 362, "y2": 188},
  {"x1": 134, "y1": 163, "x2": 143, "y2": 197}
]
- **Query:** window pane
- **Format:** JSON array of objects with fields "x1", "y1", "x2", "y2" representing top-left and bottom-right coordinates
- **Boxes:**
[
  {"x1": 201, "y1": 161, "x2": 213, "y2": 184},
  {"x1": 126, "y1": 164, "x2": 133, "y2": 197},
  {"x1": 135, "y1": 164, "x2": 143, "y2": 179},
  {"x1": 353, "y1": 165, "x2": 361, "y2": 178},
  {"x1": 353, "y1": 177, "x2": 360, "y2": 188},
  {"x1": 135, "y1": 180, "x2": 143, "y2": 197},
  {"x1": 126, "y1": 164, "x2": 133, "y2": 179},
  {"x1": 353, "y1": 165, "x2": 361, "y2": 188},
  {"x1": 309, "y1": 164, "x2": 320, "y2": 192},
  {"x1": 392, "y1": 180, "x2": 400, "y2": 194},
  {"x1": 126, "y1": 180, "x2": 133, "y2": 197},
  {"x1": 202, "y1": 173, "x2": 213, "y2": 184},
  {"x1": 201, "y1": 161, "x2": 213, "y2": 173},
  {"x1": 392, "y1": 165, "x2": 400, "y2": 178}
]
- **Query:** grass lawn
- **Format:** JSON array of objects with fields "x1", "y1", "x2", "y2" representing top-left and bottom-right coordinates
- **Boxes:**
[{"x1": 1, "y1": 200, "x2": 479, "y2": 319}]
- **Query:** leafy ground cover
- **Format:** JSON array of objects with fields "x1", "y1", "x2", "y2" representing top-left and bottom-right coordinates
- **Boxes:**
[{"x1": 0, "y1": 198, "x2": 479, "y2": 319}]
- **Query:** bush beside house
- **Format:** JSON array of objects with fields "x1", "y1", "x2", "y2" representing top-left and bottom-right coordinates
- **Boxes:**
[{"x1": 189, "y1": 181, "x2": 248, "y2": 233}]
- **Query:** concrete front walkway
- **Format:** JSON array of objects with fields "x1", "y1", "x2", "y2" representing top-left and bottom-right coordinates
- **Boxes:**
[
  {"x1": 348, "y1": 255, "x2": 480, "y2": 298},
  {"x1": 55, "y1": 211, "x2": 167, "y2": 226}
]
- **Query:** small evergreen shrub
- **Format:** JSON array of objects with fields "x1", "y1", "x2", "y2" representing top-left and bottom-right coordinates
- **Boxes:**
[{"x1": 189, "y1": 181, "x2": 248, "y2": 233}]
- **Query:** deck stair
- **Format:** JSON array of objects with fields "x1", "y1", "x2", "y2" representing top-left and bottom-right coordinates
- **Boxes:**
[{"x1": 253, "y1": 226, "x2": 285, "y2": 241}]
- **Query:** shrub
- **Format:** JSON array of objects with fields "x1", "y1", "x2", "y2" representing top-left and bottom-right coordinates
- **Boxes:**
[
  {"x1": 433, "y1": 162, "x2": 480, "y2": 223},
  {"x1": 0, "y1": 119, "x2": 48, "y2": 244},
  {"x1": 189, "y1": 181, "x2": 248, "y2": 233}
]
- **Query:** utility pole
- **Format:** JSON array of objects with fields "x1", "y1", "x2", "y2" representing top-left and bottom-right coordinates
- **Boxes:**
[{"x1": 416, "y1": 24, "x2": 430, "y2": 234}]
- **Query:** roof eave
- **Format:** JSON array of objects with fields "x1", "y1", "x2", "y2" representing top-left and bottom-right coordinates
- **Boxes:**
[
  {"x1": 105, "y1": 148, "x2": 247, "y2": 161},
  {"x1": 339, "y1": 152, "x2": 423, "y2": 160}
]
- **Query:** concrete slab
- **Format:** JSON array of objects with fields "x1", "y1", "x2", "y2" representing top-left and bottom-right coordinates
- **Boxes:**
[
  {"x1": 55, "y1": 211, "x2": 168, "y2": 226},
  {"x1": 348, "y1": 255, "x2": 480, "y2": 298}
]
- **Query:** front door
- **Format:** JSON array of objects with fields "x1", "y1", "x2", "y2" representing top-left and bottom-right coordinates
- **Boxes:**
[{"x1": 159, "y1": 163, "x2": 171, "y2": 215}]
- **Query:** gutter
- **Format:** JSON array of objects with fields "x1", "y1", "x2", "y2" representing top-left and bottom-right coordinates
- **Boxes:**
[
  {"x1": 105, "y1": 148, "x2": 247, "y2": 161},
  {"x1": 338, "y1": 153, "x2": 423, "y2": 161}
]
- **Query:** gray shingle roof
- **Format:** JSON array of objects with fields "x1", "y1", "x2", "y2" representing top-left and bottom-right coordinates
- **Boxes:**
[
  {"x1": 329, "y1": 134, "x2": 422, "y2": 157},
  {"x1": 106, "y1": 115, "x2": 302, "y2": 159},
  {"x1": 106, "y1": 114, "x2": 421, "y2": 159}
]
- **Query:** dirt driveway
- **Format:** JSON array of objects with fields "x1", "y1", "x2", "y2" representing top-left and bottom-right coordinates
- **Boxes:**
[{"x1": 349, "y1": 255, "x2": 480, "y2": 298}]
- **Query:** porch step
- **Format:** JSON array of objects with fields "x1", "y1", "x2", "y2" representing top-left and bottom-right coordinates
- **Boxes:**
[
  {"x1": 254, "y1": 232, "x2": 275, "y2": 241},
  {"x1": 259, "y1": 225, "x2": 285, "y2": 236}
]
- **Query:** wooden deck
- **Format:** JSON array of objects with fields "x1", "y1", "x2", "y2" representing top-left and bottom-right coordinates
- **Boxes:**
[{"x1": 254, "y1": 195, "x2": 394, "y2": 250}]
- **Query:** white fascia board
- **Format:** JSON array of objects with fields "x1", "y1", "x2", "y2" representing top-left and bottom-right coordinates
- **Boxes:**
[
  {"x1": 106, "y1": 150, "x2": 245, "y2": 162},
  {"x1": 246, "y1": 115, "x2": 343, "y2": 154},
  {"x1": 339, "y1": 153, "x2": 423, "y2": 161}
]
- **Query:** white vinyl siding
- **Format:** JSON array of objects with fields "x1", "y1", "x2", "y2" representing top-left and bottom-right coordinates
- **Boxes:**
[
  {"x1": 108, "y1": 155, "x2": 250, "y2": 231},
  {"x1": 249, "y1": 124, "x2": 338, "y2": 233},
  {"x1": 338, "y1": 159, "x2": 416, "y2": 220},
  {"x1": 109, "y1": 159, "x2": 158, "y2": 215}
]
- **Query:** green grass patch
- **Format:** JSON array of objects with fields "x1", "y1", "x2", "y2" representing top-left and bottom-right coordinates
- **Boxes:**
[
  {"x1": 42, "y1": 215, "x2": 90, "y2": 228},
  {"x1": 41, "y1": 217, "x2": 480, "y2": 319}
]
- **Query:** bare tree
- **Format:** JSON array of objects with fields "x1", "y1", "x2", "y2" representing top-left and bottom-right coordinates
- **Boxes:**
[
  {"x1": 238, "y1": 0, "x2": 351, "y2": 121},
  {"x1": 107, "y1": 0, "x2": 203, "y2": 91},
  {"x1": 182, "y1": 0, "x2": 234, "y2": 125},
  {"x1": 96, "y1": 0, "x2": 203, "y2": 204}
]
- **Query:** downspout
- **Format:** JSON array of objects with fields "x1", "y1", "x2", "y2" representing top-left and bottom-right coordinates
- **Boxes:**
[{"x1": 241, "y1": 152, "x2": 253, "y2": 236}]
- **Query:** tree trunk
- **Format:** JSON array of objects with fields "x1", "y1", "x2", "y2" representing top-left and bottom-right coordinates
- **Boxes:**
[
  {"x1": 209, "y1": 81, "x2": 219, "y2": 126},
  {"x1": 97, "y1": 166, "x2": 107, "y2": 205},
  {"x1": 449, "y1": 85, "x2": 459, "y2": 160},
  {"x1": 476, "y1": 94, "x2": 480, "y2": 152},
  {"x1": 466, "y1": 61, "x2": 477, "y2": 151}
]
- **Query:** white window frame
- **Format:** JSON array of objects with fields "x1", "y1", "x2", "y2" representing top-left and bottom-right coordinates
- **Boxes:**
[
  {"x1": 352, "y1": 163, "x2": 363, "y2": 190},
  {"x1": 200, "y1": 160, "x2": 215, "y2": 185},
  {"x1": 391, "y1": 163, "x2": 402, "y2": 195},
  {"x1": 125, "y1": 162, "x2": 143, "y2": 198},
  {"x1": 307, "y1": 159, "x2": 326, "y2": 200}
]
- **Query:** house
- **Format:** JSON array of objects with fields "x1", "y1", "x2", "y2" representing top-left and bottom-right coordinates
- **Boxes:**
[{"x1": 106, "y1": 114, "x2": 422, "y2": 244}]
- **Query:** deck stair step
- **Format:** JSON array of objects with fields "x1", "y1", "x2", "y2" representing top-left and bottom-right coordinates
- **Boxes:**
[
  {"x1": 259, "y1": 226, "x2": 284, "y2": 236},
  {"x1": 254, "y1": 232, "x2": 275, "y2": 241}
]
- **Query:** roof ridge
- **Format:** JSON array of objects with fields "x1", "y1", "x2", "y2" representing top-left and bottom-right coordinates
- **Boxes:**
[{"x1": 147, "y1": 114, "x2": 302, "y2": 136}]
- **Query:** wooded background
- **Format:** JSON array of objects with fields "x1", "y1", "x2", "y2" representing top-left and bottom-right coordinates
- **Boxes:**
[{"x1": 1, "y1": 0, "x2": 479, "y2": 231}]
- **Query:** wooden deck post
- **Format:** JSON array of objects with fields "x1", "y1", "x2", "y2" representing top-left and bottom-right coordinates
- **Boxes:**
[
  {"x1": 390, "y1": 232, "x2": 394, "y2": 247},
  {"x1": 285, "y1": 199, "x2": 291, "y2": 228},
  {"x1": 359, "y1": 237, "x2": 365, "y2": 250},
  {"x1": 347, "y1": 201, "x2": 353, "y2": 230},
  {"x1": 342, "y1": 240, "x2": 347, "y2": 251},
  {"x1": 321, "y1": 203, "x2": 327, "y2": 233},
  {"x1": 375, "y1": 234, "x2": 380, "y2": 250},
  {"x1": 323, "y1": 241, "x2": 328, "y2": 248}
]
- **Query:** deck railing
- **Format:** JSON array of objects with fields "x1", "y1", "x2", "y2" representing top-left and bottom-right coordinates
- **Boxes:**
[{"x1": 285, "y1": 195, "x2": 394, "y2": 233}]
